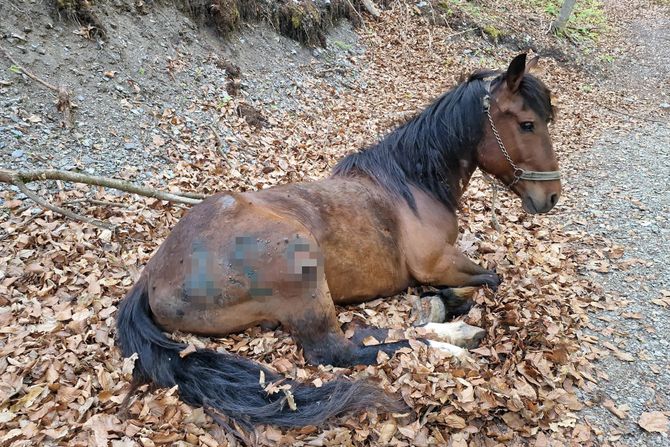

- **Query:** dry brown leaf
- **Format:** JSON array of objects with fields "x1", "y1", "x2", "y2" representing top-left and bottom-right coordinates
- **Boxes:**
[
  {"x1": 179, "y1": 343, "x2": 197, "y2": 358},
  {"x1": 444, "y1": 413, "x2": 467, "y2": 429},
  {"x1": 378, "y1": 420, "x2": 397, "y2": 444},
  {"x1": 614, "y1": 350, "x2": 635, "y2": 362},
  {"x1": 603, "y1": 399, "x2": 628, "y2": 419},
  {"x1": 638, "y1": 411, "x2": 669, "y2": 433}
]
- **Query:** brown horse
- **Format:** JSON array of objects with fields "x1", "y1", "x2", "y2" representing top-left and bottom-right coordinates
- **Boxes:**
[{"x1": 116, "y1": 53, "x2": 561, "y2": 432}]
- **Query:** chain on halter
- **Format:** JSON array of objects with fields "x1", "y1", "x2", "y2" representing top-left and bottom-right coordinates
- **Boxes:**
[{"x1": 482, "y1": 94, "x2": 561, "y2": 188}]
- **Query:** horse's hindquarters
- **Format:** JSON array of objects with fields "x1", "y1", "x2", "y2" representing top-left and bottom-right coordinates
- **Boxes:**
[{"x1": 145, "y1": 193, "x2": 330, "y2": 337}]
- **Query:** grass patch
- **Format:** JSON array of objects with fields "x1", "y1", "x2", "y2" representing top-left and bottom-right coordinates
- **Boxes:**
[
  {"x1": 436, "y1": 0, "x2": 508, "y2": 40},
  {"x1": 530, "y1": 0, "x2": 607, "y2": 41}
]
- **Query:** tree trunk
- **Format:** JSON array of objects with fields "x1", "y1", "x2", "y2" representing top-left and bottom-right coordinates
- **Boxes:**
[{"x1": 550, "y1": 0, "x2": 577, "y2": 33}]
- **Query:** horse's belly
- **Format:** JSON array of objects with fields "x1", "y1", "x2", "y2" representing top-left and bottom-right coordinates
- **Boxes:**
[{"x1": 323, "y1": 237, "x2": 410, "y2": 304}]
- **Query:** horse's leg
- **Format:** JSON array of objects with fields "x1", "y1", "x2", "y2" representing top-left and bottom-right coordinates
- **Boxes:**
[
  {"x1": 414, "y1": 245, "x2": 500, "y2": 290},
  {"x1": 285, "y1": 290, "x2": 474, "y2": 365},
  {"x1": 414, "y1": 286, "x2": 487, "y2": 351},
  {"x1": 417, "y1": 321, "x2": 486, "y2": 349},
  {"x1": 344, "y1": 320, "x2": 480, "y2": 360},
  {"x1": 285, "y1": 301, "x2": 413, "y2": 366},
  {"x1": 280, "y1": 275, "x2": 414, "y2": 367}
]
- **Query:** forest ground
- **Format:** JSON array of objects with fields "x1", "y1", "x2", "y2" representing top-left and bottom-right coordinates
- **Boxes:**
[{"x1": 1, "y1": 0, "x2": 669, "y2": 446}]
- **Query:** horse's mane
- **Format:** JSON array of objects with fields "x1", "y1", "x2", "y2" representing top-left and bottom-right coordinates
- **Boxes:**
[{"x1": 332, "y1": 70, "x2": 554, "y2": 210}]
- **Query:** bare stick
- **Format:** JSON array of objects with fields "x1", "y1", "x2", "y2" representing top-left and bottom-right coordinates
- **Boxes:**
[
  {"x1": 1, "y1": 168, "x2": 204, "y2": 229},
  {"x1": 62, "y1": 198, "x2": 129, "y2": 207},
  {"x1": 346, "y1": 0, "x2": 367, "y2": 25},
  {"x1": 360, "y1": 0, "x2": 381, "y2": 18},
  {"x1": 0, "y1": 169, "x2": 202, "y2": 205},
  {"x1": 596, "y1": 101, "x2": 670, "y2": 126},
  {"x1": 0, "y1": 45, "x2": 73, "y2": 127},
  {"x1": 14, "y1": 181, "x2": 114, "y2": 230}
]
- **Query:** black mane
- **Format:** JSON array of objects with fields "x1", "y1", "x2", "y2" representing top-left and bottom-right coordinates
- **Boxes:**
[{"x1": 332, "y1": 70, "x2": 554, "y2": 210}]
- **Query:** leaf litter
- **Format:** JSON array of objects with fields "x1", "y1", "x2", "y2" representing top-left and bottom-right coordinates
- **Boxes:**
[{"x1": 0, "y1": 0, "x2": 662, "y2": 446}]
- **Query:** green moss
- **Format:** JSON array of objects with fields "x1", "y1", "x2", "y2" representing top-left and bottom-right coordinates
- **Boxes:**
[
  {"x1": 482, "y1": 25, "x2": 504, "y2": 40},
  {"x1": 332, "y1": 40, "x2": 352, "y2": 50},
  {"x1": 437, "y1": 0, "x2": 454, "y2": 15},
  {"x1": 291, "y1": 13, "x2": 301, "y2": 29}
]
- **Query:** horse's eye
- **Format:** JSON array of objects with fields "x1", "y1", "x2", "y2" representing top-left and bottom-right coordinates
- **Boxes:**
[{"x1": 520, "y1": 122, "x2": 535, "y2": 132}]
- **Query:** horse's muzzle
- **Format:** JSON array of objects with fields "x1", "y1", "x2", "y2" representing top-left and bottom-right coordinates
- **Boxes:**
[{"x1": 522, "y1": 189, "x2": 560, "y2": 214}]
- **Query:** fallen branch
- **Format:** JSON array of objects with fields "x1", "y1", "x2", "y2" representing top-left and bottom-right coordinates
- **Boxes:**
[
  {"x1": 360, "y1": 0, "x2": 381, "y2": 18},
  {"x1": 0, "y1": 169, "x2": 203, "y2": 205},
  {"x1": 0, "y1": 168, "x2": 204, "y2": 229},
  {"x1": 0, "y1": 45, "x2": 73, "y2": 127},
  {"x1": 15, "y1": 181, "x2": 114, "y2": 230}
]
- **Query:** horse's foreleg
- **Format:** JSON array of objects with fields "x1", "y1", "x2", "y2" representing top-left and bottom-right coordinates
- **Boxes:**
[
  {"x1": 420, "y1": 286, "x2": 477, "y2": 319},
  {"x1": 414, "y1": 245, "x2": 500, "y2": 290}
]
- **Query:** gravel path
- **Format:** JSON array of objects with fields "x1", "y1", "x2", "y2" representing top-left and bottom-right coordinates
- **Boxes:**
[{"x1": 568, "y1": 4, "x2": 670, "y2": 445}]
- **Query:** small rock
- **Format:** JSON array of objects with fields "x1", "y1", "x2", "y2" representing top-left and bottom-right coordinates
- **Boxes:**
[
  {"x1": 124, "y1": 143, "x2": 138, "y2": 150},
  {"x1": 660, "y1": 102, "x2": 670, "y2": 110},
  {"x1": 11, "y1": 149, "x2": 25, "y2": 158}
]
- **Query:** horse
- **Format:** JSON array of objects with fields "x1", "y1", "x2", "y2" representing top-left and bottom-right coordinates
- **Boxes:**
[{"x1": 116, "y1": 53, "x2": 561, "y2": 433}]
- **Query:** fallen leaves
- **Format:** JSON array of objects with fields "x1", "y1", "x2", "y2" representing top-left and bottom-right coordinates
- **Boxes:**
[
  {"x1": 0, "y1": 1, "x2": 622, "y2": 445},
  {"x1": 179, "y1": 343, "x2": 197, "y2": 358},
  {"x1": 613, "y1": 350, "x2": 636, "y2": 362},
  {"x1": 638, "y1": 411, "x2": 669, "y2": 433},
  {"x1": 602, "y1": 399, "x2": 629, "y2": 420},
  {"x1": 651, "y1": 290, "x2": 670, "y2": 307}
]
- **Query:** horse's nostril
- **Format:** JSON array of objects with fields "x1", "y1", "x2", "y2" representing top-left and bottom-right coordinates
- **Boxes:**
[{"x1": 549, "y1": 193, "x2": 559, "y2": 206}]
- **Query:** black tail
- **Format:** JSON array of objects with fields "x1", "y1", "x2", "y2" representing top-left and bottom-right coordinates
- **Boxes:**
[{"x1": 116, "y1": 277, "x2": 404, "y2": 432}]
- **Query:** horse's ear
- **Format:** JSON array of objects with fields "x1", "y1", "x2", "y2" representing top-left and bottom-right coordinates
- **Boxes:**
[
  {"x1": 526, "y1": 55, "x2": 540, "y2": 72},
  {"x1": 506, "y1": 53, "x2": 527, "y2": 93}
]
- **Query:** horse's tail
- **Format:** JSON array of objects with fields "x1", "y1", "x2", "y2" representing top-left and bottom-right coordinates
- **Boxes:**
[{"x1": 116, "y1": 276, "x2": 404, "y2": 432}]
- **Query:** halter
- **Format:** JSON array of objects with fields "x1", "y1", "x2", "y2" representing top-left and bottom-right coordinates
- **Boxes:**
[
  {"x1": 482, "y1": 93, "x2": 561, "y2": 188},
  {"x1": 478, "y1": 82, "x2": 561, "y2": 231}
]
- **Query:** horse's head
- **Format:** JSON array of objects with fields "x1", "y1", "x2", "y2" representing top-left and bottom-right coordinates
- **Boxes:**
[{"x1": 476, "y1": 53, "x2": 561, "y2": 214}]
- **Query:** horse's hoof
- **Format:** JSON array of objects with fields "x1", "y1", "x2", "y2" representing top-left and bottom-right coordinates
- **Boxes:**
[
  {"x1": 421, "y1": 321, "x2": 486, "y2": 349},
  {"x1": 486, "y1": 272, "x2": 502, "y2": 291}
]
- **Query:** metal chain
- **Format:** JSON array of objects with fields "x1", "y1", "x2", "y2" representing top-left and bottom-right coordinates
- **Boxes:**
[{"x1": 484, "y1": 103, "x2": 524, "y2": 186}]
